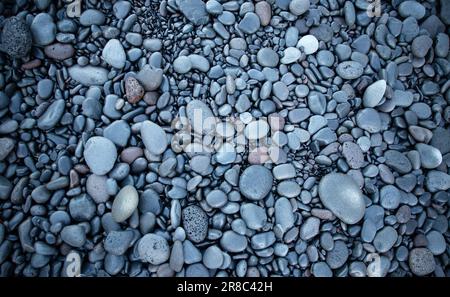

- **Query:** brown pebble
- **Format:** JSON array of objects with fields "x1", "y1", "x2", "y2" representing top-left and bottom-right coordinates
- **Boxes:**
[
  {"x1": 125, "y1": 77, "x2": 145, "y2": 104},
  {"x1": 268, "y1": 113, "x2": 285, "y2": 131},
  {"x1": 21, "y1": 59, "x2": 42, "y2": 70},
  {"x1": 69, "y1": 169, "x2": 80, "y2": 188},
  {"x1": 255, "y1": 1, "x2": 272, "y2": 26},
  {"x1": 74, "y1": 164, "x2": 89, "y2": 175},
  {"x1": 120, "y1": 147, "x2": 144, "y2": 164},
  {"x1": 44, "y1": 43, "x2": 75, "y2": 60}
]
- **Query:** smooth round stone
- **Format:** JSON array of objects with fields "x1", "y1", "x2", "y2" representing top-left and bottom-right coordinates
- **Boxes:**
[
  {"x1": 206, "y1": 0, "x2": 223, "y2": 15},
  {"x1": 312, "y1": 262, "x2": 333, "y2": 277},
  {"x1": 238, "y1": 12, "x2": 260, "y2": 34},
  {"x1": 206, "y1": 190, "x2": 228, "y2": 208},
  {"x1": 83, "y1": 137, "x2": 117, "y2": 175},
  {"x1": 356, "y1": 108, "x2": 381, "y2": 133},
  {"x1": 281, "y1": 47, "x2": 301, "y2": 64},
  {"x1": 244, "y1": 120, "x2": 269, "y2": 140},
  {"x1": 426, "y1": 231, "x2": 446, "y2": 255},
  {"x1": 203, "y1": 245, "x2": 223, "y2": 269},
  {"x1": 113, "y1": 1, "x2": 132, "y2": 18},
  {"x1": 60, "y1": 225, "x2": 86, "y2": 248},
  {"x1": 373, "y1": 226, "x2": 398, "y2": 253},
  {"x1": 409, "y1": 248, "x2": 435, "y2": 276},
  {"x1": 37, "y1": 79, "x2": 54, "y2": 99},
  {"x1": 102, "y1": 39, "x2": 126, "y2": 69},
  {"x1": 336, "y1": 61, "x2": 364, "y2": 80},
  {"x1": 363, "y1": 80, "x2": 386, "y2": 108},
  {"x1": 37, "y1": 99, "x2": 65, "y2": 130},
  {"x1": 316, "y1": 50, "x2": 334, "y2": 67},
  {"x1": 186, "y1": 99, "x2": 216, "y2": 134},
  {"x1": 182, "y1": 205, "x2": 208, "y2": 243},
  {"x1": 297, "y1": 35, "x2": 319, "y2": 55},
  {"x1": 0, "y1": 17, "x2": 32, "y2": 58},
  {"x1": 256, "y1": 48, "x2": 279, "y2": 67},
  {"x1": 300, "y1": 217, "x2": 320, "y2": 241},
  {"x1": 188, "y1": 54, "x2": 210, "y2": 72},
  {"x1": 111, "y1": 185, "x2": 139, "y2": 223},
  {"x1": 220, "y1": 230, "x2": 248, "y2": 252},
  {"x1": 30, "y1": 13, "x2": 56, "y2": 46},
  {"x1": 239, "y1": 165, "x2": 273, "y2": 201},
  {"x1": 80, "y1": 9, "x2": 106, "y2": 26},
  {"x1": 240, "y1": 203, "x2": 267, "y2": 230},
  {"x1": 318, "y1": 173, "x2": 365, "y2": 224},
  {"x1": 173, "y1": 56, "x2": 192, "y2": 74},
  {"x1": 411, "y1": 35, "x2": 432, "y2": 58},
  {"x1": 398, "y1": 1, "x2": 426, "y2": 19},
  {"x1": 380, "y1": 185, "x2": 401, "y2": 210},
  {"x1": 140, "y1": 121, "x2": 168, "y2": 155},
  {"x1": 0, "y1": 138, "x2": 14, "y2": 161},
  {"x1": 289, "y1": 0, "x2": 310, "y2": 16},
  {"x1": 415, "y1": 143, "x2": 442, "y2": 169},
  {"x1": 137, "y1": 234, "x2": 170, "y2": 265},
  {"x1": 326, "y1": 240, "x2": 349, "y2": 269},
  {"x1": 86, "y1": 174, "x2": 109, "y2": 203}
]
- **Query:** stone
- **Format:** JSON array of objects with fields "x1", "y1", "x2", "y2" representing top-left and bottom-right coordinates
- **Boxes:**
[
  {"x1": 384, "y1": 150, "x2": 412, "y2": 174},
  {"x1": 363, "y1": 80, "x2": 386, "y2": 108},
  {"x1": 415, "y1": 143, "x2": 442, "y2": 169},
  {"x1": 140, "y1": 121, "x2": 168, "y2": 155},
  {"x1": 104, "y1": 120, "x2": 130, "y2": 147},
  {"x1": 125, "y1": 77, "x2": 144, "y2": 104},
  {"x1": 380, "y1": 185, "x2": 401, "y2": 210},
  {"x1": 220, "y1": 230, "x2": 248, "y2": 252},
  {"x1": 137, "y1": 234, "x2": 170, "y2": 264},
  {"x1": 0, "y1": 138, "x2": 15, "y2": 161},
  {"x1": 244, "y1": 120, "x2": 269, "y2": 140},
  {"x1": 373, "y1": 226, "x2": 398, "y2": 253},
  {"x1": 0, "y1": 17, "x2": 32, "y2": 58},
  {"x1": 104, "y1": 230, "x2": 134, "y2": 255},
  {"x1": 80, "y1": 9, "x2": 106, "y2": 26},
  {"x1": 257, "y1": 48, "x2": 279, "y2": 67},
  {"x1": 176, "y1": 0, "x2": 209, "y2": 26},
  {"x1": 398, "y1": 1, "x2": 426, "y2": 19},
  {"x1": 30, "y1": 13, "x2": 56, "y2": 46},
  {"x1": 326, "y1": 240, "x2": 349, "y2": 269},
  {"x1": 111, "y1": 185, "x2": 139, "y2": 223},
  {"x1": 289, "y1": 0, "x2": 310, "y2": 16},
  {"x1": 318, "y1": 173, "x2": 365, "y2": 224},
  {"x1": 203, "y1": 245, "x2": 223, "y2": 269},
  {"x1": 426, "y1": 231, "x2": 446, "y2": 255},
  {"x1": 186, "y1": 99, "x2": 216, "y2": 134},
  {"x1": 239, "y1": 165, "x2": 273, "y2": 201},
  {"x1": 238, "y1": 12, "x2": 260, "y2": 34},
  {"x1": 86, "y1": 174, "x2": 109, "y2": 203},
  {"x1": 102, "y1": 39, "x2": 126, "y2": 68},
  {"x1": 281, "y1": 47, "x2": 301, "y2": 64},
  {"x1": 69, "y1": 194, "x2": 96, "y2": 221},
  {"x1": 136, "y1": 65, "x2": 163, "y2": 91},
  {"x1": 342, "y1": 142, "x2": 364, "y2": 169},
  {"x1": 336, "y1": 61, "x2": 364, "y2": 80},
  {"x1": 182, "y1": 205, "x2": 208, "y2": 243},
  {"x1": 83, "y1": 136, "x2": 117, "y2": 175},
  {"x1": 356, "y1": 108, "x2": 381, "y2": 133},
  {"x1": 173, "y1": 56, "x2": 192, "y2": 74},
  {"x1": 188, "y1": 54, "x2": 210, "y2": 72},
  {"x1": 206, "y1": 189, "x2": 228, "y2": 208},
  {"x1": 37, "y1": 99, "x2": 65, "y2": 130},
  {"x1": 255, "y1": 1, "x2": 272, "y2": 26},
  {"x1": 300, "y1": 217, "x2": 320, "y2": 241},
  {"x1": 297, "y1": 35, "x2": 319, "y2": 55},
  {"x1": 409, "y1": 248, "x2": 435, "y2": 276},
  {"x1": 60, "y1": 225, "x2": 86, "y2": 248},
  {"x1": 68, "y1": 65, "x2": 108, "y2": 86},
  {"x1": 240, "y1": 203, "x2": 267, "y2": 230},
  {"x1": 275, "y1": 197, "x2": 295, "y2": 231},
  {"x1": 411, "y1": 35, "x2": 433, "y2": 58}
]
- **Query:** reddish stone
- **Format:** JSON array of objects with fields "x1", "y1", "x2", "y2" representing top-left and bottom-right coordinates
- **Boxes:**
[
  {"x1": 21, "y1": 59, "x2": 42, "y2": 70},
  {"x1": 125, "y1": 77, "x2": 145, "y2": 104}
]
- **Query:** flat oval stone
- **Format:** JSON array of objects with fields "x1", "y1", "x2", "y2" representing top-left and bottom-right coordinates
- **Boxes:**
[
  {"x1": 68, "y1": 65, "x2": 108, "y2": 86},
  {"x1": 111, "y1": 185, "x2": 139, "y2": 223},
  {"x1": 83, "y1": 136, "x2": 117, "y2": 175},
  {"x1": 140, "y1": 121, "x2": 168, "y2": 155},
  {"x1": 318, "y1": 173, "x2": 365, "y2": 224},
  {"x1": 281, "y1": 47, "x2": 301, "y2": 64},
  {"x1": 415, "y1": 143, "x2": 442, "y2": 169},
  {"x1": 336, "y1": 61, "x2": 364, "y2": 80},
  {"x1": 240, "y1": 203, "x2": 267, "y2": 230},
  {"x1": 373, "y1": 226, "x2": 398, "y2": 253},
  {"x1": 297, "y1": 35, "x2": 319, "y2": 55},
  {"x1": 220, "y1": 230, "x2": 248, "y2": 253},
  {"x1": 102, "y1": 39, "x2": 126, "y2": 68},
  {"x1": 257, "y1": 48, "x2": 279, "y2": 67},
  {"x1": 380, "y1": 185, "x2": 401, "y2": 210},
  {"x1": 182, "y1": 205, "x2": 208, "y2": 243},
  {"x1": 356, "y1": 108, "x2": 381, "y2": 133},
  {"x1": 239, "y1": 165, "x2": 273, "y2": 201}
]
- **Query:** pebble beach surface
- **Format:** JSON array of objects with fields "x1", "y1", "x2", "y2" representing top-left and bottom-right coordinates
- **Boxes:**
[{"x1": 0, "y1": 0, "x2": 449, "y2": 277}]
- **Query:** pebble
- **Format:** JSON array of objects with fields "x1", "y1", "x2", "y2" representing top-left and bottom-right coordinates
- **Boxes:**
[
  {"x1": 257, "y1": 48, "x2": 279, "y2": 67},
  {"x1": 238, "y1": 12, "x2": 261, "y2": 34},
  {"x1": 80, "y1": 9, "x2": 106, "y2": 26},
  {"x1": 239, "y1": 165, "x2": 273, "y2": 201},
  {"x1": 111, "y1": 185, "x2": 139, "y2": 223},
  {"x1": 281, "y1": 47, "x2": 301, "y2": 64},
  {"x1": 363, "y1": 80, "x2": 386, "y2": 108},
  {"x1": 326, "y1": 241, "x2": 349, "y2": 269},
  {"x1": 136, "y1": 65, "x2": 163, "y2": 91},
  {"x1": 203, "y1": 246, "x2": 223, "y2": 269},
  {"x1": 240, "y1": 203, "x2": 267, "y2": 230},
  {"x1": 84, "y1": 137, "x2": 117, "y2": 175},
  {"x1": 373, "y1": 226, "x2": 398, "y2": 253},
  {"x1": 380, "y1": 185, "x2": 401, "y2": 210},
  {"x1": 384, "y1": 150, "x2": 412, "y2": 174},
  {"x1": 220, "y1": 230, "x2": 248, "y2": 253},
  {"x1": 37, "y1": 99, "x2": 65, "y2": 130},
  {"x1": 336, "y1": 61, "x2": 364, "y2": 80},
  {"x1": 300, "y1": 217, "x2": 320, "y2": 241},
  {"x1": 415, "y1": 143, "x2": 442, "y2": 169},
  {"x1": 186, "y1": 99, "x2": 216, "y2": 134},
  {"x1": 182, "y1": 205, "x2": 208, "y2": 243},
  {"x1": 318, "y1": 173, "x2": 365, "y2": 224},
  {"x1": 342, "y1": 142, "x2": 364, "y2": 169},
  {"x1": 255, "y1": 1, "x2": 272, "y2": 26},
  {"x1": 411, "y1": 35, "x2": 433, "y2": 58},
  {"x1": 125, "y1": 77, "x2": 144, "y2": 104},
  {"x1": 297, "y1": 35, "x2": 319, "y2": 55},
  {"x1": 289, "y1": 0, "x2": 310, "y2": 16},
  {"x1": 68, "y1": 65, "x2": 108, "y2": 86},
  {"x1": 137, "y1": 234, "x2": 170, "y2": 265},
  {"x1": 0, "y1": 17, "x2": 32, "y2": 58},
  {"x1": 102, "y1": 39, "x2": 126, "y2": 69},
  {"x1": 176, "y1": 0, "x2": 209, "y2": 26},
  {"x1": 426, "y1": 231, "x2": 446, "y2": 255},
  {"x1": 0, "y1": 138, "x2": 14, "y2": 161},
  {"x1": 409, "y1": 248, "x2": 435, "y2": 276},
  {"x1": 60, "y1": 225, "x2": 86, "y2": 248},
  {"x1": 398, "y1": 1, "x2": 426, "y2": 19},
  {"x1": 140, "y1": 121, "x2": 168, "y2": 155},
  {"x1": 356, "y1": 108, "x2": 381, "y2": 133},
  {"x1": 30, "y1": 13, "x2": 56, "y2": 46}
]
